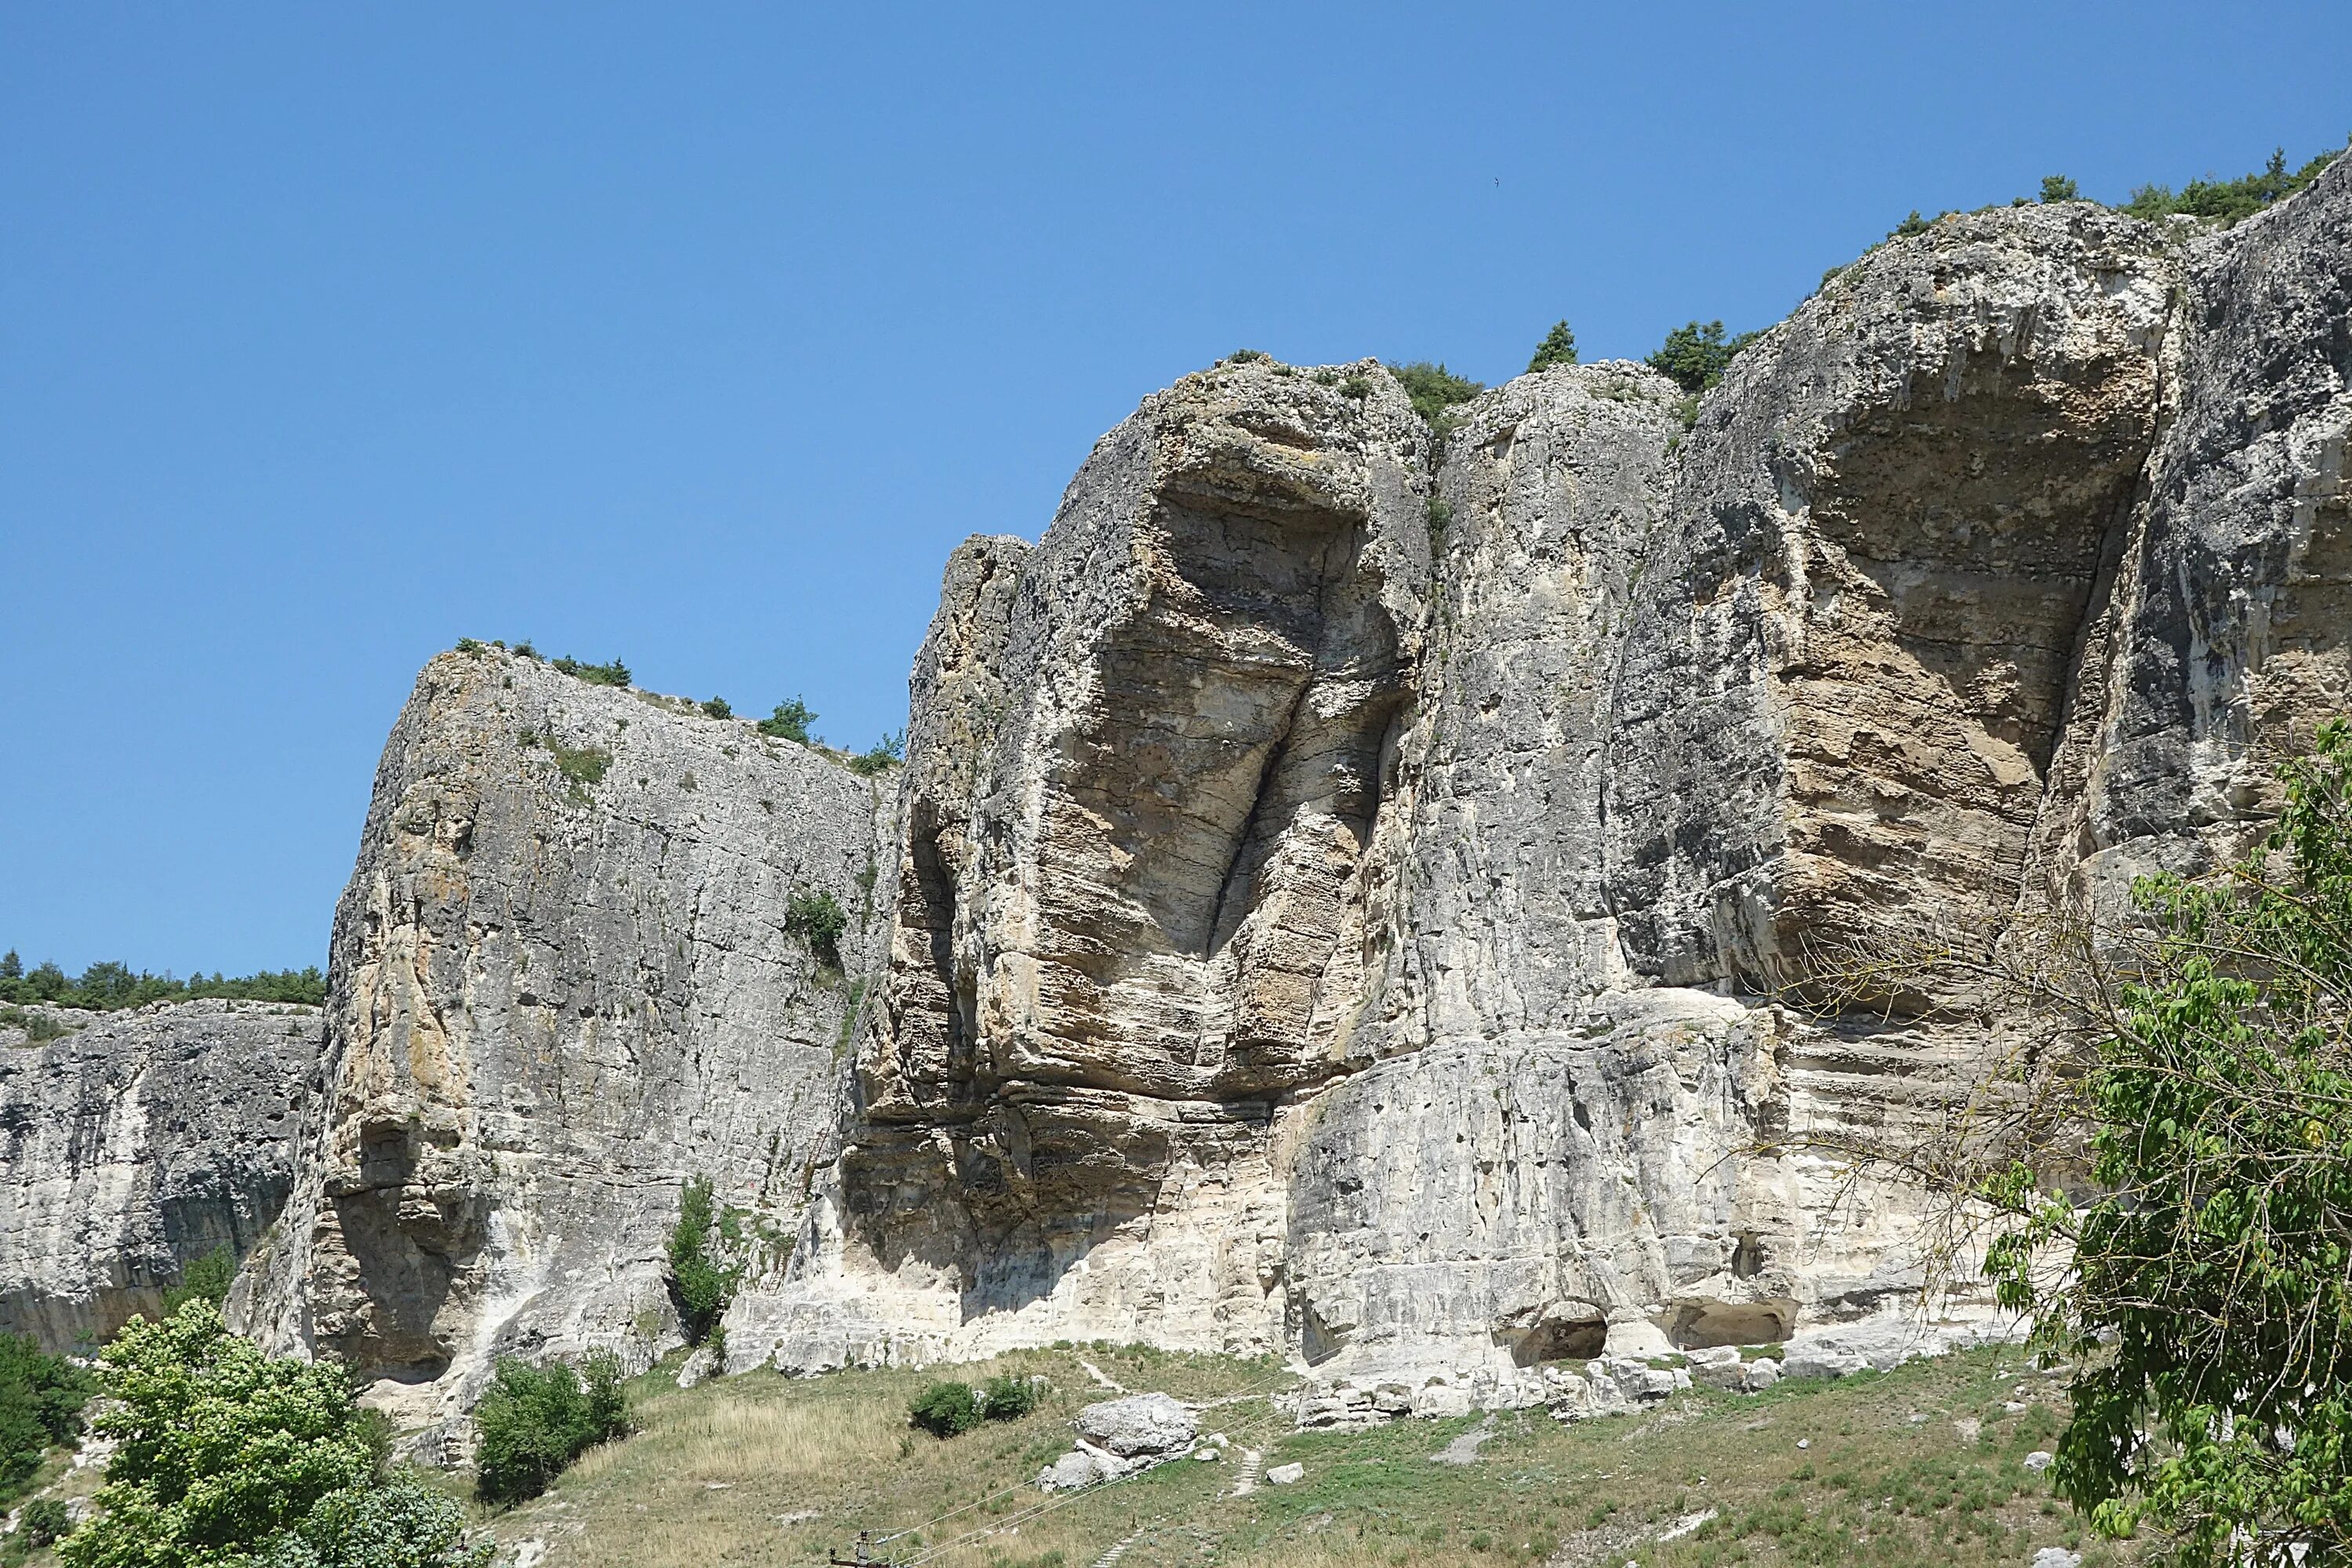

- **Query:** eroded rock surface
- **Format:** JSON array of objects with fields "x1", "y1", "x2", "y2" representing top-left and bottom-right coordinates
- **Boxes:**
[
  {"x1": 751, "y1": 173, "x2": 2348, "y2": 1391},
  {"x1": 1, "y1": 1000, "x2": 318, "y2": 1349},
  {"x1": 245, "y1": 162, "x2": 2349, "y2": 1410},
  {"x1": 236, "y1": 648, "x2": 895, "y2": 1421}
]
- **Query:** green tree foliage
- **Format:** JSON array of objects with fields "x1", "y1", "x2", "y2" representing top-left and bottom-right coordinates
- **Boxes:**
[
  {"x1": 1645, "y1": 321, "x2": 1760, "y2": 395},
  {"x1": 978, "y1": 1374, "x2": 1039, "y2": 1422},
  {"x1": 848, "y1": 731, "x2": 905, "y2": 778},
  {"x1": 699, "y1": 696, "x2": 732, "y2": 720},
  {"x1": 758, "y1": 698, "x2": 816, "y2": 743},
  {"x1": 1980, "y1": 720, "x2": 2352, "y2": 1561},
  {"x1": 0, "y1": 959, "x2": 325, "y2": 1013},
  {"x1": 666, "y1": 1178, "x2": 739, "y2": 1345},
  {"x1": 59, "y1": 1301, "x2": 389, "y2": 1567},
  {"x1": 1384, "y1": 361, "x2": 1483, "y2": 428},
  {"x1": 162, "y1": 1246, "x2": 236, "y2": 1315},
  {"x1": 255, "y1": 1476, "x2": 490, "y2": 1568},
  {"x1": 0, "y1": 1332, "x2": 93, "y2": 1504},
  {"x1": 2124, "y1": 144, "x2": 2342, "y2": 226},
  {"x1": 472, "y1": 1356, "x2": 628, "y2": 1505},
  {"x1": 2038, "y1": 174, "x2": 2080, "y2": 202},
  {"x1": 16, "y1": 1499, "x2": 71, "y2": 1552},
  {"x1": 907, "y1": 1381, "x2": 981, "y2": 1439},
  {"x1": 547, "y1": 655, "x2": 630, "y2": 688},
  {"x1": 1526, "y1": 321, "x2": 1578, "y2": 372},
  {"x1": 784, "y1": 891, "x2": 849, "y2": 970}
]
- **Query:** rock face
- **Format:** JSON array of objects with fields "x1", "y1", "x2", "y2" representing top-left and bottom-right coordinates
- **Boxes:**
[
  {"x1": 244, "y1": 158, "x2": 2350, "y2": 1409},
  {"x1": 234, "y1": 648, "x2": 896, "y2": 1421},
  {"x1": 0, "y1": 1000, "x2": 319, "y2": 1349},
  {"x1": 744, "y1": 166, "x2": 2350, "y2": 1387}
]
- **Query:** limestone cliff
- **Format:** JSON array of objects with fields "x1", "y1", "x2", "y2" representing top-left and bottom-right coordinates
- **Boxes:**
[
  {"x1": 746, "y1": 165, "x2": 2350, "y2": 1385},
  {"x1": 238, "y1": 158, "x2": 2349, "y2": 1408},
  {"x1": 233, "y1": 648, "x2": 896, "y2": 1423},
  {"x1": 0, "y1": 999, "x2": 318, "y2": 1349}
]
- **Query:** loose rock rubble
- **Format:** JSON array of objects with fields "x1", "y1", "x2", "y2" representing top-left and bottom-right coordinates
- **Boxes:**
[{"x1": 1036, "y1": 1394, "x2": 1203, "y2": 1492}]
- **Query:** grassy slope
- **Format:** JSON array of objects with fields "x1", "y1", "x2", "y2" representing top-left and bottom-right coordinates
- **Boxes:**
[{"x1": 484, "y1": 1344, "x2": 2149, "y2": 1568}]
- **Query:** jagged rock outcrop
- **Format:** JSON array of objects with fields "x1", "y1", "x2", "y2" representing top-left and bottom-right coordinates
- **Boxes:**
[
  {"x1": 234, "y1": 648, "x2": 896, "y2": 1422},
  {"x1": 0, "y1": 999, "x2": 319, "y2": 1349}
]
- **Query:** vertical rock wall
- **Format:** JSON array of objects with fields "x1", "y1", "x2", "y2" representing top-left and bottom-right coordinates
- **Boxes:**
[
  {"x1": 234, "y1": 648, "x2": 895, "y2": 1421},
  {"x1": 0, "y1": 1000, "x2": 318, "y2": 1350},
  {"x1": 750, "y1": 171, "x2": 2348, "y2": 1383},
  {"x1": 239, "y1": 159, "x2": 2348, "y2": 1403}
]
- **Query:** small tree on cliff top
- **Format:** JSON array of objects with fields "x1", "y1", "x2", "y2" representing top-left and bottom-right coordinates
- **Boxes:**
[{"x1": 1774, "y1": 720, "x2": 2352, "y2": 1563}]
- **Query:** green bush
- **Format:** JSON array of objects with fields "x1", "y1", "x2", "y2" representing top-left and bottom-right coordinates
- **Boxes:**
[
  {"x1": 17, "y1": 1498, "x2": 69, "y2": 1551},
  {"x1": 978, "y1": 1374, "x2": 1040, "y2": 1421},
  {"x1": 549, "y1": 655, "x2": 630, "y2": 688},
  {"x1": 1526, "y1": 321, "x2": 1578, "y2": 372},
  {"x1": 2038, "y1": 174, "x2": 2080, "y2": 202},
  {"x1": 59, "y1": 1302, "x2": 387, "y2": 1567},
  {"x1": 472, "y1": 1355, "x2": 629, "y2": 1505},
  {"x1": 700, "y1": 696, "x2": 732, "y2": 720},
  {"x1": 1978, "y1": 718, "x2": 2352, "y2": 1560},
  {"x1": 908, "y1": 1382, "x2": 981, "y2": 1439},
  {"x1": 666, "y1": 1178, "x2": 738, "y2": 1344},
  {"x1": 255, "y1": 1474, "x2": 491, "y2": 1567},
  {"x1": 785, "y1": 891, "x2": 849, "y2": 969},
  {"x1": 549, "y1": 743, "x2": 612, "y2": 788},
  {"x1": 0, "y1": 1332, "x2": 92, "y2": 1504},
  {"x1": 162, "y1": 1245, "x2": 236, "y2": 1314},
  {"x1": 2122, "y1": 143, "x2": 2340, "y2": 226},
  {"x1": 0, "y1": 955, "x2": 325, "y2": 1013},
  {"x1": 759, "y1": 699, "x2": 816, "y2": 743},
  {"x1": 848, "y1": 731, "x2": 905, "y2": 777},
  {"x1": 1385, "y1": 361, "x2": 1483, "y2": 426},
  {"x1": 1645, "y1": 320, "x2": 1760, "y2": 395}
]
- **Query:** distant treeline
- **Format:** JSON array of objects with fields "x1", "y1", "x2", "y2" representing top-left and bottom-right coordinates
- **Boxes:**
[{"x1": 0, "y1": 953, "x2": 325, "y2": 1011}]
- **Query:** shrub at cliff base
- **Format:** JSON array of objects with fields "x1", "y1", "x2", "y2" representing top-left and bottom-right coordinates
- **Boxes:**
[
  {"x1": 1969, "y1": 720, "x2": 2352, "y2": 1562},
  {"x1": 56, "y1": 1300, "x2": 490, "y2": 1568},
  {"x1": 473, "y1": 1355, "x2": 629, "y2": 1505},
  {"x1": 907, "y1": 1381, "x2": 981, "y2": 1438},
  {"x1": 0, "y1": 1331, "x2": 92, "y2": 1504}
]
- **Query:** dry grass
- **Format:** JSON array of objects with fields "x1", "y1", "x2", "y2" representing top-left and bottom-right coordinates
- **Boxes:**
[{"x1": 477, "y1": 1344, "x2": 2161, "y2": 1568}]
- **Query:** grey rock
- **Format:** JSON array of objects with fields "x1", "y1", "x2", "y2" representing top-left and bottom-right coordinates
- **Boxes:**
[
  {"x1": 237, "y1": 648, "x2": 896, "y2": 1422},
  {"x1": 1265, "y1": 1462, "x2": 1305, "y2": 1486},
  {"x1": 1780, "y1": 1345, "x2": 1868, "y2": 1382},
  {"x1": 2031, "y1": 1548, "x2": 2082, "y2": 1568},
  {"x1": 0, "y1": 999, "x2": 319, "y2": 1349},
  {"x1": 1036, "y1": 1449, "x2": 1110, "y2": 1492},
  {"x1": 1074, "y1": 1392, "x2": 1197, "y2": 1458},
  {"x1": 2036, "y1": 154, "x2": 2352, "y2": 906},
  {"x1": 2024, "y1": 1450, "x2": 2056, "y2": 1474}
]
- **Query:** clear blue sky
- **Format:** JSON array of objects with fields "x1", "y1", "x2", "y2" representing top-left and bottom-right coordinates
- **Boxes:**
[{"x1": 3, "y1": 3, "x2": 2344, "y2": 976}]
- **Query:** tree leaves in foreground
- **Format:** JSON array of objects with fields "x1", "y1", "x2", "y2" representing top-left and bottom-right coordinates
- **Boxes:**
[
  {"x1": 57, "y1": 1300, "x2": 488, "y2": 1568},
  {"x1": 1787, "y1": 720, "x2": 2352, "y2": 1563}
]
